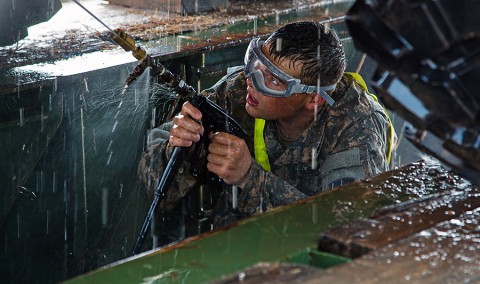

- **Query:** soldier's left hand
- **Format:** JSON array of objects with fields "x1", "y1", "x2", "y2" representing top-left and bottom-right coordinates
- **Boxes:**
[{"x1": 207, "y1": 132, "x2": 252, "y2": 186}]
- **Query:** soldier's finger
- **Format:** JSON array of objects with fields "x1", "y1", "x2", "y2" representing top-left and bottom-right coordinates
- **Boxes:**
[
  {"x1": 173, "y1": 114, "x2": 204, "y2": 135},
  {"x1": 168, "y1": 134, "x2": 194, "y2": 147},
  {"x1": 206, "y1": 152, "x2": 225, "y2": 166},
  {"x1": 170, "y1": 125, "x2": 201, "y2": 142},
  {"x1": 209, "y1": 132, "x2": 240, "y2": 147},
  {"x1": 181, "y1": 101, "x2": 202, "y2": 121},
  {"x1": 207, "y1": 142, "x2": 231, "y2": 156}
]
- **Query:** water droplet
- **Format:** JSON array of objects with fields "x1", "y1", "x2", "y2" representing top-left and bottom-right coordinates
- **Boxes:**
[
  {"x1": 444, "y1": 210, "x2": 455, "y2": 216},
  {"x1": 102, "y1": 187, "x2": 108, "y2": 226},
  {"x1": 112, "y1": 120, "x2": 118, "y2": 132},
  {"x1": 106, "y1": 151, "x2": 113, "y2": 165},
  {"x1": 450, "y1": 219, "x2": 464, "y2": 226},
  {"x1": 419, "y1": 231, "x2": 432, "y2": 237},
  {"x1": 19, "y1": 108, "x2": 25, "y2": 127}
]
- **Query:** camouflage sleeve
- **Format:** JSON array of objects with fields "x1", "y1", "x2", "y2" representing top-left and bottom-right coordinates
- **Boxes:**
[
  {"x1": 146, "y1": 121, "x2": 173, "y2": 147},
  {"x1": 137, "y1": 125, "x2": 197, "y2": 212},
  {"x1": 236, "y1": 162, "x2": 307, "y2": 217},
  {"x1": 320, "y1": 108, "x2": 389, "y2": 189}
]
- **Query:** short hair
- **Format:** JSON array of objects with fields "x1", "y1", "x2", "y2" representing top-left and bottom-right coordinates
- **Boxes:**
[{"x1": 265, "y1": 21, "x2": 346, "y2": 87}]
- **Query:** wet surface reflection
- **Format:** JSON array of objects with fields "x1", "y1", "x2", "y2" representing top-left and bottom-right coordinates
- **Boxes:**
[
  {"x1": 0, "y1": 1, "x2": 436, "y2": 283},
  {"x1": 61, "y1": 160, "x2": 480, "y2": 284}
]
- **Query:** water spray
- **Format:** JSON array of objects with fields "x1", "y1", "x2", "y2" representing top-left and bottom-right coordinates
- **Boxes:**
[
  {"x1": 71, "y1": 0, "x2": 181, "y2": 97},
  {"x1": 71, "y1": 0, "x2": 115, "y2": 33},
  {"x1": 71, "y1": 0, "x2": 147, "y2": 60}
]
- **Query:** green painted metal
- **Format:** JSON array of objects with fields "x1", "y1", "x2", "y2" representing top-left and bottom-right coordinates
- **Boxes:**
[
  {"x1": 65, "y1": 163, "x2": 444, "y2": 284},
  {"x1": 284, "y1": 248, "x2": 351, "y2": 269}
]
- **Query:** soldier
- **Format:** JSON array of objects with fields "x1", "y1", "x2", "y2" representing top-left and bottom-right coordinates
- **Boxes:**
[{"x1": 138, "y1": 21, "x2": 394, "y2": 239}]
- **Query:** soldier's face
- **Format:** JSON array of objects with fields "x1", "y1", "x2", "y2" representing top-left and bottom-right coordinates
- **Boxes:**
[{"x1": 245, "y1": 42, "x2": 312, "y2": 120}]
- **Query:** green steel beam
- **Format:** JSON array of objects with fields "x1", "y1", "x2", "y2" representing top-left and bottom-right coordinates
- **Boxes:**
[{"x1": 66, "y1": 162, "x2": 445, "y2": 284}]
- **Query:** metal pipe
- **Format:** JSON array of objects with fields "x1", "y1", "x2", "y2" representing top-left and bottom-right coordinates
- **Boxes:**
[{"x1": 71, "y1": 0, "x2": 115, "y2": 33}]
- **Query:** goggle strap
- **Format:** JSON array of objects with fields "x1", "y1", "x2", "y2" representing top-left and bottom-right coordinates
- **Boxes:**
[
  {"x1": 321, "y1": 83, "x2": 337, "y2": 92},
  {"x1": 304, "y1": 86, "x2": 316, "y2": 93},
  {"x1": 319, "y1": 83, "x2": 336, "y2": 106},
  {"x1": 303, "y1": 83, "x2": 336, "y2": 106},
  {"x1": 319, "y1": 90, "x2": 335, "y2": 106}
]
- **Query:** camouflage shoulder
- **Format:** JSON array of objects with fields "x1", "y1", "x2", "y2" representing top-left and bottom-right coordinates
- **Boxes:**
[{"x1": 201, "y1": 66, "x2": 244, "y2": 99}]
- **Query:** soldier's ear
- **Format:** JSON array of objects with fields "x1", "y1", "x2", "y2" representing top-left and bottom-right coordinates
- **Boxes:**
[{"x1": 305, "y1": 93, "x2": 325, "y2": 110}]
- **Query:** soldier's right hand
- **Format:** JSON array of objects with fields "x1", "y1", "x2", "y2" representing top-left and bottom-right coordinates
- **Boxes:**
[{"x1": 169, "y1": 101, "x2": 205, "y2": 147}]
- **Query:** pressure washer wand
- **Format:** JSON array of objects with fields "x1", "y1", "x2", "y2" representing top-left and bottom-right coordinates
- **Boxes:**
[
  {"x1": 71, "y1": 0, "x2": 195, "y2": 106},
  {"x1": 71, "y1": 0, "x2": 153, "y2": 94},
  {"x1": 71, "y1": 0, "x2": 147, "y2": 60},
  {"x1": 71, "y1": 0, "x2": 115, "y2": 33}
]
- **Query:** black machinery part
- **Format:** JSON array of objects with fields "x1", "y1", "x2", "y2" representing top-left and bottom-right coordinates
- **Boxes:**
[{"x1": 346, "y1": 0, "x2": 480, "y2": 184}]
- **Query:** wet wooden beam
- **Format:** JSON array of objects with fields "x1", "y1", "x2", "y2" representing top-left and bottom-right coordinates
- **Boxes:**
[
  {"x1": 308, "y1": 208, "x2": 480, "y2": 283},
  {"x1": 214, "y1": 205, "x2": 480, "y2": 284},
  {"x1": 317, "y1": 187, "x2": 480, "y2": 259},
  {"x1": 203, "y1": 162, "x2": 480, "y2": 284},
  {"x1": 210, "y1": 262, "x2": 322, "y2": 284}
]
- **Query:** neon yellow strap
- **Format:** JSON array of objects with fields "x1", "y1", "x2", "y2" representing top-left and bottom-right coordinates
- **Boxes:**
[
  {"x1": 345, "y1": 72, "x2": 395, "y2": 164},
  {"x1": 345, "y1": 72, "x2": 379, "y2": 101},
  {"x1": 254, "y1": 118, "x2": 271, "y2": 171}
]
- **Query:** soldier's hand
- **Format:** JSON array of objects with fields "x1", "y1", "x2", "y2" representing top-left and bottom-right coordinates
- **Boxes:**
[
  {"x1": 207, "y1": 132, "x2": 252, "y2": 186},
  {"x1": 169, "y1": 101, "x2": 205, "y2": 147}
]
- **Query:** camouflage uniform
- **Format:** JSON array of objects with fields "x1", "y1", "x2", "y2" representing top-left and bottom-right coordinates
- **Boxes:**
[{"x1": 138, "y1": 66, "x2": 393, "y2": 231}]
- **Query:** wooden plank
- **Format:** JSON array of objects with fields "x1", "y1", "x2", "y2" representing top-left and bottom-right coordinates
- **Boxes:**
[
  {"x1": 210, "y1": 205, "x2": 480, "y2": 284},
  {"x1": 318, "y1": 188, "x2": 480, "y2": 259},
  {"x1": 306, "y1": 208, "x2": 480, "y2": 283},
  {"x1": 210, "y1": 262, "x2": 322, "y2": 284}
]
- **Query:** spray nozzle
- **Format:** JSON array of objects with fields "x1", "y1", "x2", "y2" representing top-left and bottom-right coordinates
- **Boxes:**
[{"x1": 111, "y1": 29, "x2": 147, "y2": 61}]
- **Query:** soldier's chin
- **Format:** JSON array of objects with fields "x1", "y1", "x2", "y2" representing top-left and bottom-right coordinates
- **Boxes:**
[{"x1": 245, "y1": 103, "x2": 263, "y2": 119}]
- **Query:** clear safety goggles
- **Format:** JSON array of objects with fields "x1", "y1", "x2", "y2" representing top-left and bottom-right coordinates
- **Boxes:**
[{"x1": 244, "y1": 38, "x2": 336, "y2": 106}]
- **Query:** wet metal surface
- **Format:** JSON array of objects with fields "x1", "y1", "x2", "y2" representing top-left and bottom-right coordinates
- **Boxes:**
[
  {"x1": 0, "y1": 64, "x2": 151, "y2": 283},
  {"x1": 64, "y1": 161, "x2": 468, "y2": 284},
  {"x1": 0, "y1": 1, "x2": 352, "y2": 91},
  {"x1": 0, "y1": 0, "x2": 348, "y2": 70}
]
